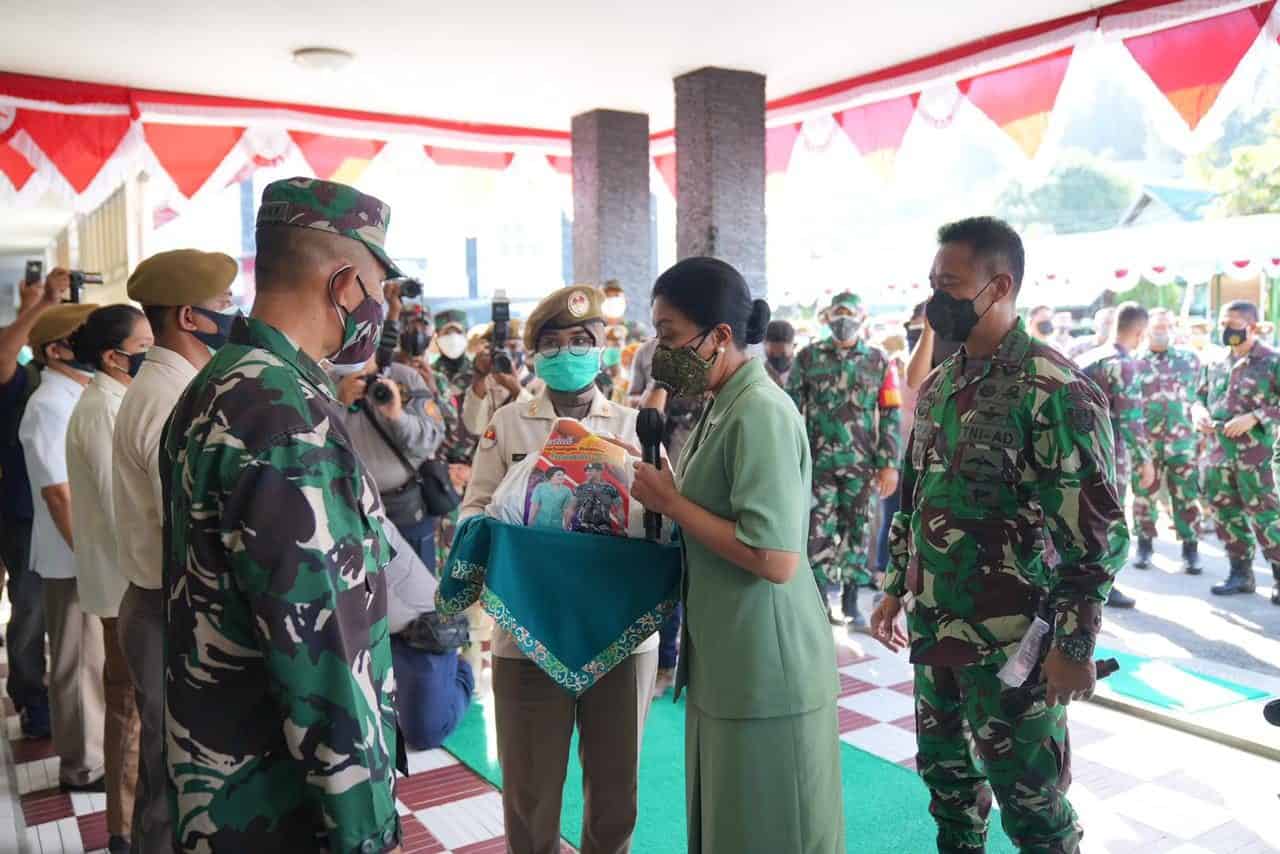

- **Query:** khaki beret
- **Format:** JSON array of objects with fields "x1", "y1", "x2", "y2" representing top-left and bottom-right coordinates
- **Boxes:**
[
  {"x1": 127, "y1": 250, "x2": 237, "y2": 307},
  {"x1": 29, "y1": 303, "x2": 99, "y2": 351},
  {"x1": 524, "y1": 285, "x2": 605, "y2": 350},
  {"x1": 478, "y1": 318, "x2": 524, "y2": 343}
]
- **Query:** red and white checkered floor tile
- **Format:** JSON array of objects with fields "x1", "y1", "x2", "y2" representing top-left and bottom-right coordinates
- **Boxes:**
[{"x1": 2, "y1": 636, "x2": 1277, "y2": 853}]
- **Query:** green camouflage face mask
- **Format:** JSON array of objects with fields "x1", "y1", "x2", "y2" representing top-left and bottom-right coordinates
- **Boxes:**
[{"x1": 652, "y1": 329, "x2": 717, "y2": 397}]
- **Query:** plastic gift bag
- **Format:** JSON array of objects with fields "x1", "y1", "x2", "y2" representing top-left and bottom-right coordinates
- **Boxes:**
[{"x1": 487, "y1": 418, "x2": 646, "y2": 538}]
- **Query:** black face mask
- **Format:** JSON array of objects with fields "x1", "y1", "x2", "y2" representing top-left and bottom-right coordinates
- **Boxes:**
[
  {"x1": 1036, "y1": 320, "x2": 1054, "y2": 336},
  {"x1": 1220, "y1": 326, "x2": 1248, "y2": 348},
  {"x1": 400, "y1": 329, "x2": 430, "y2": 357},
  {"x1": 925, "y1": 277, "x2": 998, "y2": 343},
  {"x1": 116, "y1": 349, "x2": 147, "y2": 378},
  {"x1": 191, "y1": 307, "x2": 237, "y2": 351},
  {"x1": 766, "y1": 354, "x2": 793, "y2": 374}
]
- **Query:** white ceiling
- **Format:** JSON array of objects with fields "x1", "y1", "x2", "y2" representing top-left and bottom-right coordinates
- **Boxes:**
[{"x1": 3, "y1": 0, "x2": 1101, "y2": 131}]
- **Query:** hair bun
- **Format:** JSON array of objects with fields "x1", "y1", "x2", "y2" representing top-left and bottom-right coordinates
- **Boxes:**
[{"x1": 744, "y1": 298, "x2": 771, "y2": 345}]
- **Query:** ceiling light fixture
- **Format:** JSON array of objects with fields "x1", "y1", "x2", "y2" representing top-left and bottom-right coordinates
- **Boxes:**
[{"x1": 292, "y1": 47, "x2": 355, "y2": 72}]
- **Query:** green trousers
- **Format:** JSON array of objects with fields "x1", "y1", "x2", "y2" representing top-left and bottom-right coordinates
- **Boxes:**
[
  {"x1": 1204, "y1": 464, "x2": 1280, "y2": 565},
  {"x1": 808, "y1": 466, "x2": 877, "y2": 587},
  {"x1": 914, "y1": 662, "x2": 1081, "y2": 854},
  {"x1": 1130, "y1": 446, "x2": 1201, "y2": 543}
]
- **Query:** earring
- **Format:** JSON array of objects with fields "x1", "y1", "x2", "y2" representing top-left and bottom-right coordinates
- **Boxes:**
[{"x1": 717, "y1": 346, "x2": 725, "y2": 354}]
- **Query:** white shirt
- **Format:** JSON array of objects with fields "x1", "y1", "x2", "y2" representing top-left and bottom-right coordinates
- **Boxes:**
[
  {"x1": 66, "y1": 371, "x2": 129, "y2": 617},
  {"x1": 460, "y1": 386, "x2": 658, "y2": 659},
  {"x1": 113, "y1": 347, "x2": 198, "y2": 590},
  {"x1": 19, "y1": 369, "x2": 86, "y2": 580}
]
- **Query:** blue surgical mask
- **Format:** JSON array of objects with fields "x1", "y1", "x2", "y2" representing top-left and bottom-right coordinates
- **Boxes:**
[{"x1": 534, "y1": 349, "x2": 603, "y2": 392}]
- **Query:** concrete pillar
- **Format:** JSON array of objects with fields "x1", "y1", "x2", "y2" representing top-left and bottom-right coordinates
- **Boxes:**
[
  {"x1": 571, "y1": 109, "x2": 652, "y2": 321},
  {"x1": 674, "y1": 67, "x2": 767, "y2": 296}
]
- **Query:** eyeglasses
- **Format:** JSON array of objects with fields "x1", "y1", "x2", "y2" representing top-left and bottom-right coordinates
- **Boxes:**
[{"x1": 536, "y1": 333, "x2": 598, "y2": 358}]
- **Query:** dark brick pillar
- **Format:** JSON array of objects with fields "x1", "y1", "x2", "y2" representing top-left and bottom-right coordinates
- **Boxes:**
[
  {"x1": 571, "y1": 109, "x2": 652, "y2": 322},
  {"x1": 674, "y1": 67, "x2": 767, "y2": 297}
]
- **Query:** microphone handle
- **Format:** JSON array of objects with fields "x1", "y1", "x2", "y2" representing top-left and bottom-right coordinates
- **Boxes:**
[{"x1": 642, "y1": 444, "x2": 662, "y2": 539}]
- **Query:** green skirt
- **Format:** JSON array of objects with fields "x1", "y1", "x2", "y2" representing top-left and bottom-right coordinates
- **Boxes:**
[{"x1": 686, "y1": 700, "x2": 846, "y2": 854}]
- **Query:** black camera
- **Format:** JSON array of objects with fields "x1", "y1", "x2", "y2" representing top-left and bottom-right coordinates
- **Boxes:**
[
  {"x1": 367, "y1": 377, "x2": 397, "y2": 406},
  {"x1": 66, "y1": 271, "x2": 102, "y2": 304},
  {"x1": 25, "y1": 260, "x2": 42, "y2": 285},
  {"x1": 389, "y1": 276, "x2": 423, "y2": 300},
  {"x1": 491, "y1": 290, "x2": 512, "y2": 374}
]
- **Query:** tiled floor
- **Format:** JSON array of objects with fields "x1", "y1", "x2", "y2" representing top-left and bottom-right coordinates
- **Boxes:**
[{"x1": 1, "y1": 634, "x2": 1277, "y2": 853}]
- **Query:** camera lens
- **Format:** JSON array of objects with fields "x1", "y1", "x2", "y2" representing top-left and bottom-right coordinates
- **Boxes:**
[
  {"x1": 401, "y1": 280, "x2": 422, "y2": 299},
  {"x1": 370, "y1": 381, "x2": 393, "y2": 405}
]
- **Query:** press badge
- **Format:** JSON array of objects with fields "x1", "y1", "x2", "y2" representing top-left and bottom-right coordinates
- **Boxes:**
[{"x1": 997, "y1": 616, "x2": 1051, "y2": 688}]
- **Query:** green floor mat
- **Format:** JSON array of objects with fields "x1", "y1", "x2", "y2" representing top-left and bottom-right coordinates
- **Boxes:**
[
  {"x1": 1094, "y1": 645, "x2": 1270, "y2": 713},
  {"x1": 442, "y1": 692, "x2": 1018, "y2": 853}
]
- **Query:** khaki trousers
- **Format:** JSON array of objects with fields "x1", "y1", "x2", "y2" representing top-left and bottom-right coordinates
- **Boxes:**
[
  {"x1": 42, "y1": 577, "x2": 105, "y2": 786},
  {"x1": 493, "y1": 649, "x2": 658, "y2": 854},
  {"x1": 102, "y1": 618, "x2": 140, "y2": 838},
  {"x1": 119, "y1": 584, "x2": 172, "y2": 854}
]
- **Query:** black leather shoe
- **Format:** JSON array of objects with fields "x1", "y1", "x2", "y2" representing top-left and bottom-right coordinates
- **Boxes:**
[
  {"x1": 1133, "y1": 537, "x2": 1154, "y2": 569},
  {"x1": 1272, "y1": 585, "x2": 1279, "y2": 606},
  {"x1": 108, "y1": 836, "x2": 131, "y2": 854},
  {"x1": 1182, "y1": 541, "x2": 1202, "y2": 575},
  {"x1": 1106, "y1": 587, "x2": 1136, "y2": 609},
  {"x1": 842, "y1": 584, "x2": 868, "y2": 631}
]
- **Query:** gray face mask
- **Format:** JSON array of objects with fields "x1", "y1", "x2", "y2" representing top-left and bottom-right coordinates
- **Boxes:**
[{"x1": 829, "y1": 316, "x2": 861, "y2": 342}]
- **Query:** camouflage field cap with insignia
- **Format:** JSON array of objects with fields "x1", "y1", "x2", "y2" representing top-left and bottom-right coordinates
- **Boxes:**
[
  {"x1": 435, "y1": 309, "x2": 468, "y2": 334},
  {"x1": 256, "y1": 177, "x2": 403, "y2": 278},
  {"x1": 524, "y1": 285, "x2": 605, "y2": 350},
  {"x1": 30, "y1": 303, "x2": 99, "y2": 351},
  {"x1": 830, "y1": 291, "x2": 863, "y2": 313},
  {"x1": 128, "y1": 249, "x2": 238, "y2": 307}
]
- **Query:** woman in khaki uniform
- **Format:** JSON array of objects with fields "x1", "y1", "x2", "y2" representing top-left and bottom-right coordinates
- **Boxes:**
[
  {"x1": 459, "y1": 284, "x2": 659, "y2": 854},
  {"x1": 633, "y1": 257, "x2": 845, "y2": 854}
]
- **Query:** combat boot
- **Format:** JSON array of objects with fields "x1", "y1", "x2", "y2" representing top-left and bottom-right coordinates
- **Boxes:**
[
  {"x1": 1133, "y1": 537, "x2": 1154, "y2": 569},
  {"x1": 1182, "y1": 541, "x2": 1202, "y2": 575},
  {"x1": 1106, "y1": 587, "x2": 1136, "y2": 608},
  {"x1": 1272, "y1": 566, "x2": 1280, "y2": 605},
  {"x1": 1211, "y1": 558, "x2": 1256, "y2": 595},
  {"x1": 842, "y1": 583, "x2": 868, "y2": 631}
]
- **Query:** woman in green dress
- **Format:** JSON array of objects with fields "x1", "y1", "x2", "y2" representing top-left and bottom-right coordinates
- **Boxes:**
[
  {"x1": 632, "y1": 257, "x2": 845, "y2": 854},
  {"x1": 528, "y1": 466, "x2": 573, "y2": 529}
]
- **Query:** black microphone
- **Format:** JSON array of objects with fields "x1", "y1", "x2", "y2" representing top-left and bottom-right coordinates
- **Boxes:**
[
  {"x1": 637, "y1": 408, "x2": 665, "y2": 541},
  {"x1": 1265, "y1": 698, "x2": 1280, "y2": 727}
]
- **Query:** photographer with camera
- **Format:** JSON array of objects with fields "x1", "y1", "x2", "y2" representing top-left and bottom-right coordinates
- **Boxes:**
[
  {"x1": 461, "y1": 293, "x2": 545, "y2": 435},
  {"x1": 333, "y1": 280, "x2": 446, "y2": 570}
]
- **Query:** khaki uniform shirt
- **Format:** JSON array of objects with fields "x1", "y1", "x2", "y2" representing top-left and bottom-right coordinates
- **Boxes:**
[{"x1": 459, "y1": 386, "x2": 658, "y2": 659}]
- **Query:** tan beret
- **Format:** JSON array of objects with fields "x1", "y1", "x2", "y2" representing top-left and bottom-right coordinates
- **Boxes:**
[
  {"x1": 29, "y1": 303, "x2": 99, "y2": 350},
  {"x1": 127, "y1": 249, "x2": 237, "y2": 307},
  {"x1": 524, "y1": 285, "x2": 605, "y2": 350},
  {"x1": 478, "y1": 317, "x2": 524, "y2": 343}
]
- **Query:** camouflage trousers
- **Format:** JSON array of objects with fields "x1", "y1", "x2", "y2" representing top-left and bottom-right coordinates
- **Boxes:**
[
  {"x1": 1130, "y1": 447, "x2": 1201, "y2": 543},
  {"x1": 808, "y1": 466, "x2": 877, "y2": 587},
  {"x1": 1204, "y1": 464, "x2": 1280, "y2": 565},
  {"x1": 915, "y1": 662, "x2": 1080, "y2": 854}
]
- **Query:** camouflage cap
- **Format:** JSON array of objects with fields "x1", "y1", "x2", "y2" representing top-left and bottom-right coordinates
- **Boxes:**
[
  {"x1": 256, "y1": 177, "x2": 403, "y2": 278},
  {"x1": 29, "y1": 303, "x2": 99, "y2": 351},
  {"x1": 524, "y1": 285, "x2": 605, "y2": 350},
  {"x1": 128, "y1": 249, "x2": 237, "y2": 307},
  {"x1": 830, "y1": 291, "x2": 863, "y2": 312},
  {"x1": 435, "y1": 309, "x2": 468, "y2": 333}
]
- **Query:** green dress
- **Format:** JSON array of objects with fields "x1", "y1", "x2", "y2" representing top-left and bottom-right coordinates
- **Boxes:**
[
  {"x1": 674, "y1": 358, "x2": 845, "y2": 854},
  {"x1": 529, "y1": 480, "x2": 572, "y2": 529}
]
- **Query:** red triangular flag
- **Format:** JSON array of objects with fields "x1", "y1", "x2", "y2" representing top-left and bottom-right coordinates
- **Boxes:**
[
  {"x1": 425, "y1": 146, "x2": 514, "y2": 170},
  {"x1": 959, "y1": 48, "x2": 1073, "y2": 158},
  {"x1": 288, "y1": 131, "x2": 385, "y2": 181},
  {"x1": 836, "y1": 95, "x2": 918, "y2": 178},
  {"x1": 144, "y1": 123, "x2": 245, "y2": 197},
  {"x1": 17, "y1": 109, "x2": 132, "y2": 193},
  {"x1": 0, "y1": 142, "x2": 35, "y2": 190},
  {"x1": 653, "y1": 153, "x2": 677, "y2": 197}
]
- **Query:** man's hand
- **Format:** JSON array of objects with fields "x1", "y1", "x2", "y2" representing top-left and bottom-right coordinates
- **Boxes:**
[
  {"x1": 869, "y1": 594, "x2": 908, "y2": 653},
  {"x1": 448, "y1": 463, "x2": 472, "y2": 492},
  {"x1": 1223, "y1": 412, "x2": 1259, "y2": 438},
  {"x1": 338, "y1": 373, "x2": 369, "y2": 407},
  {"x1": 1138, "y1": 460, "x2": 1156, "y2": 491},
  {"x1": 40, "y1": 268, "x2": 70, "y2": 309},
  {"x1": 1043, "y1": 647, "x2": 1095, "y2": 707},
  {"x1": 383, "y1": 280, "x2": 403, "y2": 323},
  {"x1": 372, "y1": 378, "x2": 404, "y2": 421},
  {"x1": 493, "y1": 370, "x2": 522, "y2": 398},
  {"x1": 877, "y1": 466, "x2": 899, "y2": 498},
  {"x1": 411, "y1": 356, "x2": 435, "y2": 386}
]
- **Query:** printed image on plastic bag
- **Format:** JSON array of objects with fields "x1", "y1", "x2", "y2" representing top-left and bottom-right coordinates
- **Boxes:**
[{"x1": 527, "y1": 460, "x2": 627, "y2": 535}]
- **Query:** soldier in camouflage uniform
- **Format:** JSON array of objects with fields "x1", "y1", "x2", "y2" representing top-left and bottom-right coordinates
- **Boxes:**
[
  {"x1": 1130, "y1": 308, "x2": 1203, "y2": 574},
  {"x1": 873, "y1": 217, "x2": 1128, "y2": 854},
  {"x1": 429, "y1": 309, "x2": 477, "y2": 567},
  {"x1": 160, "y1": 178, "x2": 403, "y2": 853},
  {"x1": 566, "y1": 462, "x2": 623, "y2": 535},
  {"x1": 788, "y1": 292, "x2": 901, "y2": 627},
  {"x1": 1194, "y1": 300, "x2": 1280, "y2": 604},
  {"x1": 1077, "y1": 302, "x2": 1154, "y2": 610}
]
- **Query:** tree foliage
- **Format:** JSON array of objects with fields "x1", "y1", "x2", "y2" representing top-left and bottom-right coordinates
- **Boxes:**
[
  {"x1": 1197, "y1": 113, "x2": 1280, "y2": 217},
  {"x1": 994, "y1": 151, "x2": 1136, "y2": 235}
]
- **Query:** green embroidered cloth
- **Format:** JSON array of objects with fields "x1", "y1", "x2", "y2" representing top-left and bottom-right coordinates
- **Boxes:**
[{"x1": 436, "y1": 516, "x2": 682, "y2": 695}]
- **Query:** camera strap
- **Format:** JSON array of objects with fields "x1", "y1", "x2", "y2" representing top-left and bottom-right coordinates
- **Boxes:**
[{"x1": 360, "y1": 401, "x2": 422, "y2": 487}]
